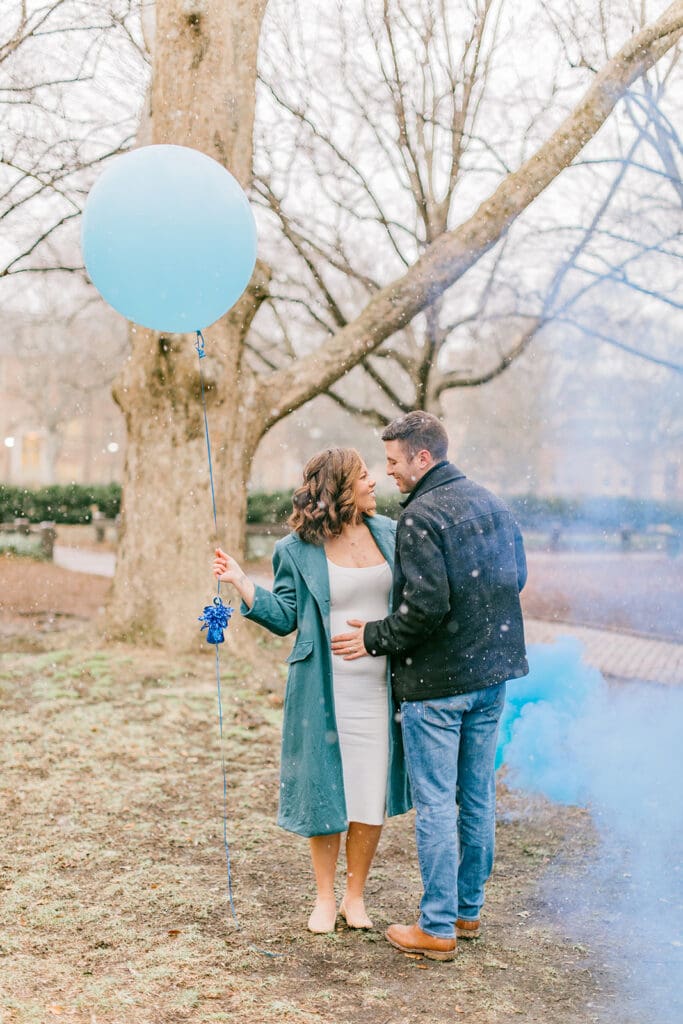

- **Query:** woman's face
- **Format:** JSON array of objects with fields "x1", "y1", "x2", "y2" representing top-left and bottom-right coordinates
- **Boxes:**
[{"x1": 353, "y1": 460, "x2": 377, "y2": 516}]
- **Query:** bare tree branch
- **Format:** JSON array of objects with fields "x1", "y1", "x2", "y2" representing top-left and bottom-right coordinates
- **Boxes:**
[
  {"x1": 360, "y1": 354, "x2": 413, "y2": 413},
  {"x1": 434, "y1": 317, "x2": 544, "y2": 395},
  {"x1": 326, "y1": 387, "x2": 392, "y2": 428},
  {"x1": 555, "y1": 315, "x2": 683, "y2": 373},
  {"x1": 257, "y1": 2, "x2": 683, "y2": 429}
]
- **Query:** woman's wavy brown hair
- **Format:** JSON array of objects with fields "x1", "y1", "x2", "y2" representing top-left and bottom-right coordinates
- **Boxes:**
[{"x1": 288, "y1": 447, "x2": 367, "y2": 545}]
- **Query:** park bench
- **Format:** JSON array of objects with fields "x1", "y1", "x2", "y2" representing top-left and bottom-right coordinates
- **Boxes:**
[{"x1": 0, "y1": 518, "x2": 57, "y2": 558}]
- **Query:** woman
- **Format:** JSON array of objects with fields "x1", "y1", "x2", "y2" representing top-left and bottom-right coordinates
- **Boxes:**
[{"x1": 213, "y1": 448, "x2": 410, "y2": 934}]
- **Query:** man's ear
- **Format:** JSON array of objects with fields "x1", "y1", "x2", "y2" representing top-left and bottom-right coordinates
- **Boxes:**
[{"x1": 416, "y1": 449, "x2": 434, "y2": 468}]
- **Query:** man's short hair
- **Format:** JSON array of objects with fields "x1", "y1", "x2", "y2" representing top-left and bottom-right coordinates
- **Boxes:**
[{"x1": 381, "y1": 411, "x2": 449, "y2": 461}]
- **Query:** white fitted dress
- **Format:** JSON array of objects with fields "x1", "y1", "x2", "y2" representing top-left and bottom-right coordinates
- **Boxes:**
[{"x1": 327, "y1": 558, "x2": 393, "y2": 826}]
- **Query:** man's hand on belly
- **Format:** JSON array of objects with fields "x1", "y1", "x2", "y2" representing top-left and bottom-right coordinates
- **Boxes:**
[{"x1": 331, "y1": 619, "x2": 368, "y2": 660}]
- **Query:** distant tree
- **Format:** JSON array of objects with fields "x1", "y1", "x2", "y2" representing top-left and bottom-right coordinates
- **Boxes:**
[
  {"x1": 541, "y1": 320, "x2": 683, "y2": 499},
  {"x1": 8, "y1": 313, "x2": 127, "y2": 482},
  {"x1": 451, "y1": 316, "x2": 682, "y2": 501}
]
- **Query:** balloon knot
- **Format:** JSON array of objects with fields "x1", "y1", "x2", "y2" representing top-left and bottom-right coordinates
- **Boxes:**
[{"x1": 199, "y1": 595, "x2": 233, "y2": 644}]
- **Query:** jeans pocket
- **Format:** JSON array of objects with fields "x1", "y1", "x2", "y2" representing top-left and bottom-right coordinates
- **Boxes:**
[{"x1": 422, "y1": 696, "x2": 467, "y2": 728}]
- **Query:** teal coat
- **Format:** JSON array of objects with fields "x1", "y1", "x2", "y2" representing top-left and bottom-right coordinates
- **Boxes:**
[{"x1": 241, "y1": 514, "x2": 411, "y2": 837}]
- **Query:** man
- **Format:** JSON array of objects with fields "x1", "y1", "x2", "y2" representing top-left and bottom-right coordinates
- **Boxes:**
[{"x1": 331, "y1": 411, "x2": 528, "y2": 961}]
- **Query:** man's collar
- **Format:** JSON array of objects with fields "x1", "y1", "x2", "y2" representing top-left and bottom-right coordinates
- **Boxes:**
[{"x1": 399, "y1": 460, "x2": 465, "y2": 507}]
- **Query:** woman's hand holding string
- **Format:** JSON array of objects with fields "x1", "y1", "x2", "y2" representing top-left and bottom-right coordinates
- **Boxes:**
[{"x1": 213, "y1": 547, "x2": 256, "y2": 609}]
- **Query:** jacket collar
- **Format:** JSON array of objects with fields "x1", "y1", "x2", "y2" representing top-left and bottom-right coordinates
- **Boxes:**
[
  {"x1": 365, "y1": 514, "x2": 396, "y2": 563},
  {"x1": 284, "y1": 514, "x2": 395, "y2": 614},
  {"x1": 400, "y1": 460, "x2": 466, "y2": 508}
]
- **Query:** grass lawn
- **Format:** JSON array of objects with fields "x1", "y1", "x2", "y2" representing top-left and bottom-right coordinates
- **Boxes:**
[{"x1": 0, "y1": 555, "x2": 614, "y2": 1023}]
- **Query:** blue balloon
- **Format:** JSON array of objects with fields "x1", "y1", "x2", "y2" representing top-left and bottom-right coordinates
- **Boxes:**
[{"x1": 81, "y1": 145, "x2": 257, "y2": 332}]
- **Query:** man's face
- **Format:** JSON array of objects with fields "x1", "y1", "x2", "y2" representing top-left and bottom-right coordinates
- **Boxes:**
[{"x1": 384, "y1": 440, "x2": 432, "y2": 493}]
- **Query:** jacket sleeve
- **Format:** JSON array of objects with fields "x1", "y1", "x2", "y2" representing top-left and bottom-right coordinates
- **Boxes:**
[
  {"x1": 240, "y1": 544, "x2": 298, "y2": 636},
  {"x1": 514, "y1": 521, "x2": 528, "y2": 592},
  {"x1": 363, "y1": 512, "x2": 450, "y2": 656}
]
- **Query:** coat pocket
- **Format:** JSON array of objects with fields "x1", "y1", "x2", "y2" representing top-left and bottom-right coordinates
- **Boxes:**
[{"x1": 285, "y1": 639, "x2": 314, "y2": 664}]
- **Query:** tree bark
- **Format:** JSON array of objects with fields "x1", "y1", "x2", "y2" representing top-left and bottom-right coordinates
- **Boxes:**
[
  {"x1": 110, "y1": 324, "x2": 260, "y2": 641},
  {"x1": 109, "y1": 0, "x2": 268, "y2": 649}
]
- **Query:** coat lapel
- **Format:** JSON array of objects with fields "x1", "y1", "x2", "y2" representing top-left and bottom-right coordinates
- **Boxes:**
[
  {"x1": 285, "y1": 537, "x2": 331, "y2": 620},
  {"x1": 284, "y1": 516, "x2": 396, "y2": 625},
  {"x1": 366, "y1": 515, "x2": 396, "y2": 566}
]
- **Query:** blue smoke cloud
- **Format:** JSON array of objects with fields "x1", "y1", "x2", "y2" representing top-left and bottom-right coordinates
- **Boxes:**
[{"x1": 498, "y1": 640, "x2": 683, "y2": 1023}]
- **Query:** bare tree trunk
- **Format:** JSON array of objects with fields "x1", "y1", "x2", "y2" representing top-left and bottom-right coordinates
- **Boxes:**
[
  {"x1": 109, "y1": 0, "x2": 268, "y2": 649},
  {"x1": 110, "y1": 327, "x2": 261, "y2": 647}
]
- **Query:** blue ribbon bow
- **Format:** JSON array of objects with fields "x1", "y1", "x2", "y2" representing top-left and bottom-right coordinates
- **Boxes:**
[{"x1": 198, "y1": 596, "x2": 234, "y2": 644}]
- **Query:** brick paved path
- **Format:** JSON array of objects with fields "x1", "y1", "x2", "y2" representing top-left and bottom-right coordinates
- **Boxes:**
[{"x1": 525, "y1": 618, "x2": 683, "y2": 686}]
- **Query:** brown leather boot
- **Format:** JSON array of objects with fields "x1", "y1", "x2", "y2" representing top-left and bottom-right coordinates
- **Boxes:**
[
  {"x1": 385, "y1": 922, "x2": 456, "y2": 961},
  {"x1": 456, "y1": 918, "x2": 481, "y2": 939}
]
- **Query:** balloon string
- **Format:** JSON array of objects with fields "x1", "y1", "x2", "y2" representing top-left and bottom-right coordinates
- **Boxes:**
[
  {"x1": 195, "y1": 330, "x2": 220, "y2": 598},
  {"x1": 213, "y1": 643, "x2": 240, "y2": 925},
  {"x1": 195, "y1": 331, "x2": 284, "y2": 959}
]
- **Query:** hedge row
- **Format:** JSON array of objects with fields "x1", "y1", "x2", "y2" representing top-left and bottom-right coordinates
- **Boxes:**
[
  {"x1": 0, "y1": 484, "x2": 122, "y2": 524},
  {"x1": 1, "y1": 484, "x2": 680, "y2": 531},
  {"x1": 245, "y1": 489, "x2": 293, "y2": 525}
]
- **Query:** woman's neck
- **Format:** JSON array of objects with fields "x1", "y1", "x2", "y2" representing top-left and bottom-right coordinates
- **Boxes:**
[
  {"x1": 325, "y1": 517, "x2": 384, "y2": 567},
  {"x1": 339, "y1": 519, "x2": 367, "y2": 540}
]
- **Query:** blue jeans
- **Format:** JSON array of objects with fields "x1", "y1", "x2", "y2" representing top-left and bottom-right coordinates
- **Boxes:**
[{"x1": 400, "y1": 683, "x2": 506, "y2": 938}]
